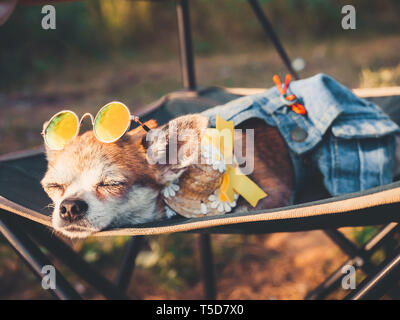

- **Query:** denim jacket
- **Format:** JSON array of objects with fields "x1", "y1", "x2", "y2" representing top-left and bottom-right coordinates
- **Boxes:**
[{"x1": 202, "y1": 73, "x2": 399, "y2": 197}]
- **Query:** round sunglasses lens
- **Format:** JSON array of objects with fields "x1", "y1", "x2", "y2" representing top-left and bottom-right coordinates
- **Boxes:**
[
  {"x1": 94, "y1": 102, "x2": 130, "y2": 143},
  {"x1": 45, "y1": 111, "x2": 78, "y2": 150}
]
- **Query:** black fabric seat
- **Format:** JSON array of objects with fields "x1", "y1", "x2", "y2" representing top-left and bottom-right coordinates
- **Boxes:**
[{"x1": 1, "y1": 87, "x2": 400, "y2": 237}]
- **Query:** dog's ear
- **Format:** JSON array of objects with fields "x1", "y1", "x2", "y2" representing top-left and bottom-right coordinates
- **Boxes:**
[{"x1": 143, "y1": 114, "x2": 209, "y2": 184}]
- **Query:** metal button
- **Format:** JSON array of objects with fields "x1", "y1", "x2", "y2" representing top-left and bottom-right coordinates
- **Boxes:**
[{"x1": 290, "y1": 127, "x2": 308, "y2": 142}]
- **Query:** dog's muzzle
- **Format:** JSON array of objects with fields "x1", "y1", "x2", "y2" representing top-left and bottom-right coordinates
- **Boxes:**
[{"x1": 59, "y1": 198, "x2": 88, "y2": 222}]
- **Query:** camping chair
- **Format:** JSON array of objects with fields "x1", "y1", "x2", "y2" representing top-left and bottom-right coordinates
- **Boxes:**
[{"x1": 1, "y1": 0, "x2": 400, "y2": 300}]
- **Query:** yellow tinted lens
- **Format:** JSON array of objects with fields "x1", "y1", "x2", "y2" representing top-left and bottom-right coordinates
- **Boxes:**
[
  {"x1": 94, "y1": 102, "x2": 130, "y2": 142},
  {"x1": 45, "y1": 111, "x2": 78, "y2": 150}
]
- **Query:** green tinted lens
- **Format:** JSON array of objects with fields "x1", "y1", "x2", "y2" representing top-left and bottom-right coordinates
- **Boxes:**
[{"x1": 45, "y1": 111, "x2": 78, "y2": 150}]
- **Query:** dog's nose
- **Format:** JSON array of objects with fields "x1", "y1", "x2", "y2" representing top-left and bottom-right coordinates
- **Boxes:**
[{"x1": 59, "y1": 199, "x2": 88, "y2": 221}]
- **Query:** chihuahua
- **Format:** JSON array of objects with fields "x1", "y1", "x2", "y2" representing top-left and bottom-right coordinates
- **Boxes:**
[{"x1": 41, "y1": 114, "x2": 294, "y2": 238}]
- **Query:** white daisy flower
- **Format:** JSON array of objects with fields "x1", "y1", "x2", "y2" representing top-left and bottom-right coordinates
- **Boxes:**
[
  {"x1": 201, "y1": 144, "x2": 226, "y2": 173},
  {"x1": 200, "y1": 201, "x2": 208, "y2": 215},
  {"x1": 162, "y1": 180, "x2": 180, "y2": 198},
  {"x1": 208, "y1": 190, "x2": 238, "y2": 213},
  {"x1": 164, "y1": 206, "x2": 177, "y2": 219}
]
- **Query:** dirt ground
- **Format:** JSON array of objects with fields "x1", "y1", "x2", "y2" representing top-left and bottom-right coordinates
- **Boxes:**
[
  {"x1": 0, "y1": 229, "x2": 355, "y2": 300},
  {"x1": 126, "y1": 231, "x2": 350, "y2": 300}
]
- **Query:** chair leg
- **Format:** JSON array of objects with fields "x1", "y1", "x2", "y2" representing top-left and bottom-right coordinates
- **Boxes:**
[
  {"x1": 199, "y1": 234, "x2": 216, "y2": 300},
  {"x1": 247, "y1": 0, "x2": 299, "y2": 79},
  {"x1": 115, "y1": 236, "x2": 145, "y2": 293},
  {"x1": 324, "y1": 229, "x2": 377, "y2": 274},
  {"x1": 306, "y1": 257, "x2": 363, "y2": 300},
  {"x1": 26, "y1": 220, "x2": 128, "y2": 300},
  {"x1": 345, "y1": 248, "x2": 400, "y2": 300},
  {"x1": 176, "y1": 0, "x2": 196, "y2": 90},
  {"x1": 307, "y1": 223, "x2": 400, "y2": 299},
  {"x1": 0, "y1": 214, "x2": 81, "y2": 300}
]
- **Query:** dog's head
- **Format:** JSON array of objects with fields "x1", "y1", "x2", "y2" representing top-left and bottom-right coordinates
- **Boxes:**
[{"x1": 41, "y1": 114, "x2": 208, "y2": 238}]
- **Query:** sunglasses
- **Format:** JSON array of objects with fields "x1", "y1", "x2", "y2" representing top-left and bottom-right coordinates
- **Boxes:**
[{"x1": 42, "y1": 101, "x2": 150, "y2": 150}]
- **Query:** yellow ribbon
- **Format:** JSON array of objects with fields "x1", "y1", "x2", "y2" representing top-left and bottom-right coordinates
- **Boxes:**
[{"x1": 201, "y1": 115, "x2": 267, "y2": 207}]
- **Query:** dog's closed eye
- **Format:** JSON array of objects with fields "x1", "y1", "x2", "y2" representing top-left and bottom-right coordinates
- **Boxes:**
[
  {"x1": 98, "y1": 180, "x2": 127, "y2": 187},
  {"x1": 44, "y1": 183, "x2": 65, "y2": 196},
  {"x1": 45, "y1": 183, "x2": 64, "y2": 190},
  {"x1": 96, "y1": 180, "x2": 128, "y2": 198}
]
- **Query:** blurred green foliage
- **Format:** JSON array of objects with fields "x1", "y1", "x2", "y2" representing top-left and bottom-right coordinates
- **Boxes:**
[
  {"x1": 133, "y1": 234, "x2": 275, "y2": 290},
  {"x1": 144, "y1": 234, "x2": 199, "y2": 289},
  {"x1": 352, "y1": 226, "x2": 378, "y2": 247},
  {"x1": 351, "y1": 226, "x2": 400, "y2": 268},
  {"x1": 1, "y1": 0, "x2": 400, "y2": 89}
]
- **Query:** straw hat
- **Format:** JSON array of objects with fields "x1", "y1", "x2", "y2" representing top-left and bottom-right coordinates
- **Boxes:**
[{"x1": 163, "y1": 161, "x2": 229, "y2": 218}]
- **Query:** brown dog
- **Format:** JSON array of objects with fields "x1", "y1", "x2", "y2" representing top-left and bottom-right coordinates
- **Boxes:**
[{"x1": 41, "y1": 114, "x2": 293, "y2": 238}]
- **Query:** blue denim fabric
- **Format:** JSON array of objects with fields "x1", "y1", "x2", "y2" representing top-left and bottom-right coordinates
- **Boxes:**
[{"x1": 202, "y1": 73, "x2": 399, "y2": 197}]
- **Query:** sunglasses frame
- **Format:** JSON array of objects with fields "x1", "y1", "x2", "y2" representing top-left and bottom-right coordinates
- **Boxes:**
[{"x1": 42, "y1": 101, "x2": 148, "y2": 150}]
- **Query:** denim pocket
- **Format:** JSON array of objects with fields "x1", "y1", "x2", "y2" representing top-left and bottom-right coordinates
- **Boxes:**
[
  {"x1": 313, "y1": 131, "x2": 396, "y2": 196},
  {"x1": 331, "y1": 118, "x2": 399, "y2": 139}
]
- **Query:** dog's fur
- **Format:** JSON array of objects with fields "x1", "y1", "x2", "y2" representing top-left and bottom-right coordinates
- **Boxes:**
[{"x1": 41, "y1": 114, "x2": 294, "y2": 238}]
